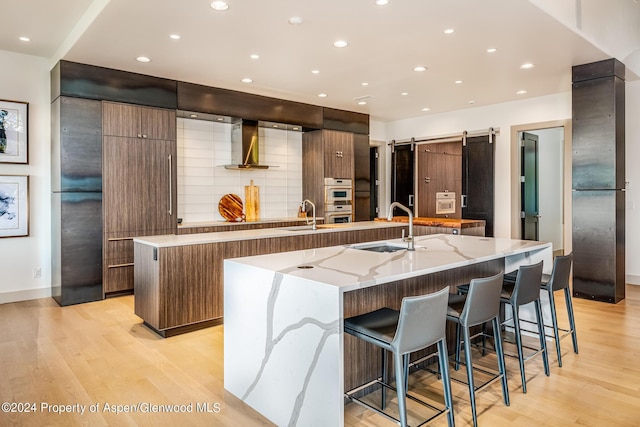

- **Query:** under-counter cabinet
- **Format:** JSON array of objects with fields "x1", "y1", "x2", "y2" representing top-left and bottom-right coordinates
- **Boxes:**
[{"x1": 102, "y1": 101, "x2": 177, "y2": 294}]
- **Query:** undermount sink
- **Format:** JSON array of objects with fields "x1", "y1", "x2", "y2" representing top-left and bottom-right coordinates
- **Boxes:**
[
  {"x1": 279, "y1": 225, "x2": 317, "y2": 232},
  {"x1": 351, "y1": 242, "x2": 407, "y2": 253}
]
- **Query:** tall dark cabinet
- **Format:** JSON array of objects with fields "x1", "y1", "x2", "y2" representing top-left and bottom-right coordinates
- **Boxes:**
[{"x1": 572, "y1": 58, "x2": 625, "y2": 303}]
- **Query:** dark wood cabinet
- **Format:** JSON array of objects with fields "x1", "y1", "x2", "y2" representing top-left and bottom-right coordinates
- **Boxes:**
[
  {"x1": 416, "y1": 142, "x2": 462, "y2": 218},
  {"x1": 302, "y1": 129, "x2": 358, "y2": 217},
  {"x1": 102, "y1": 102, "x2": 177, "y2": 294}
]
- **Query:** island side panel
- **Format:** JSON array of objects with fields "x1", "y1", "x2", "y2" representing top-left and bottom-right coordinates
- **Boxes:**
[
  {"x1": 134, "y1": 242, "x2": 160, "y2": 329},
  {"x1": 342, "y1": 258, "x2": 504, "y2": 392},
  {"x1": 224, "y1": 260, "x2": 343, "y2": 427}
]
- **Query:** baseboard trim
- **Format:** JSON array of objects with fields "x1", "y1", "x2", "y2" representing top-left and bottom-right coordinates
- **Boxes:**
[
  {"x1": 0, "y1": 287, "x2": 52, "y2": 305},
  {"x1": 627, "y1": 275, "x2": 640, "y2": 286}
]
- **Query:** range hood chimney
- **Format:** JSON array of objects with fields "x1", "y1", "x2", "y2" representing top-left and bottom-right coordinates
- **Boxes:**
[{"x1": 225, "y1": 119, "x2": 270, "y2": 170}]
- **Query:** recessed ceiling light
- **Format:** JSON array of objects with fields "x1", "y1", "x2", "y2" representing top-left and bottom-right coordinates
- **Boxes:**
[
  {"x1": 375, "y1": 0, "x2": 389, "y2": 5},
  {"x1": 421, "y1": 107, "x2": 430, "y2": 112},
  {"x1": 210, "y1": 1, "x2": 229, "y2": 11},
  {"x1": 357, "y1": 101, "x2": 367, "y2": 105},
  {"x1": 401, "y1": 92, "x2": 408, "y2": 96},
  {"x1": 468, "y1": 100, "x2": 476, "y2": 104},
  {"x1": 516, "y1": 90, "x2": 528, "y2": 95},
  {"x1": 318, "y1": 93, "x2": 328, "y2": 98},
  {"x1": 444, "y1": 29, "x2": 454, "y2": 34},
  {"x1": 520, "y1": 63, "x2": 535, "y2": 69},
  {"x1": 288, "y1": 16, "x2": 303, "y2": 25},
  {"x1": 361, "y1": 82, "x2": 369, "y2": 86},
  {"x1": 311, "y1": 70, "x2": 320, "y2": 74},
  {"x1": 455, "y1": 80, "x2": 463, "y2": 84},
  {"x1": 170, "y1": 34, "x2": 181, "y2": 40},
  {"x1": 19, "y1": 36, "x2": 30, "y2": 42},
  {"x1": 241, "y1": 78, "x2": 253, "y2": 83},
  {"x1": 250, "y1": 54, "x2": 260, "y2": 59},
  {"x1": 333, "y1": 40, "x2": 348, "y2": 48},
  {"x1": 413, "y1": 66, "x2": 427, "y2": 72},
  {"x1": 486, "y1": 48, "x2": 497, "y2": 53},
  {"x1": 136, "y1": 56, "x2": 151, "y2": 63}
]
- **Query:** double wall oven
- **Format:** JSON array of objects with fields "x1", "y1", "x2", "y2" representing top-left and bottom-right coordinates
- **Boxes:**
[{"x1": 324, "y1": 178, "x2": 353, "y2": 223}]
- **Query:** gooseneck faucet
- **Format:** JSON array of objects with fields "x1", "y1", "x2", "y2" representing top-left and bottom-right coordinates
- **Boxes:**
[
  {"x1": 302, "y1": 199, "x2": 317, "y2": 230},
  {"x1": 387, "y1": 201, "x2": 414, "y2": 251}
]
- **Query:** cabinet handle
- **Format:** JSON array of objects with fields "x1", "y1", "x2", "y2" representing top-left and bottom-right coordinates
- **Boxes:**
[
  {"x1": 142, "y1": 134, "x2": 148, "y2": 139},
  {"x1": 408, "y1": 195, "x2": 414, "y2": 207},
  {"x1": 461, "y1": 194, "x2": 467, "y2": 208},
  {"x1": 168, "y1": 154, "x2": 173, "y2": 216},
  {"x1": 107, "y1": 263, "x2": 134, "y2": 269},
  {"x1": 137, "y1": 133, "x2": 142, "y2": 138},
  {"x1": 107, "y1": 237, "x2": 134, "y2": 242}
]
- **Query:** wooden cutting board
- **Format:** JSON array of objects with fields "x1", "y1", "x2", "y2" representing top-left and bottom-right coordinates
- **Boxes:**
[
  {"x1": 245, "y1": 180, "x2": 260, "y2": 222},
  {"x1": 218, "y1": 194, "x2": 244, "y2": 222}
]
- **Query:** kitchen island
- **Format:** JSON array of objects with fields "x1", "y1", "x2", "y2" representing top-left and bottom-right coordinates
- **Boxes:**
[
  {"x1": 133, "y1": 221, "x2": 409, "y2": 336},
  {"x1": 223, "y1": 234, "x2": 551, "y2": 426}
]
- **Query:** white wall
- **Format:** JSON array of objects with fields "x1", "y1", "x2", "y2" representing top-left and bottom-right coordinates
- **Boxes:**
[
  {"x1": 177, "y1": 118, "x2": 303, "y2": 222},
  {"x1": 626, "y1": 80, "x2": 640, "y2": 284},
  {"x1": 0, "y1": 50, "x2": 51, "y2": 303}
]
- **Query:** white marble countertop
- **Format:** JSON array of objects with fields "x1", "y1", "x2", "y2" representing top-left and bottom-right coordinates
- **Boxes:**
[
  {"x1": 226, "y1": 234, "x2": 552, "y2": 292},
  {"x1": 134, "y1": 220, "x2": 406, "y2": 248}
]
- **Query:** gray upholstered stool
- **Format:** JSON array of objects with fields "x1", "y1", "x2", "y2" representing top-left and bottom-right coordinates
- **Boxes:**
[
  {"x1": 447, "y1": 272, "x2": 509, "y2": 427},
  {"x1": 500, "y1": 261, "x2": 550, "y2": 393},
  {"x1": 505, "y1": 253, "x2": 578, "y2": 367},
  {"x1": 344, "y1": 287, "x2": 454, "y2": 427}
]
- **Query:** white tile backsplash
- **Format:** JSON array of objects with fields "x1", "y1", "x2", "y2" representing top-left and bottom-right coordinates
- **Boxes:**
[{"x1": 177, "y1": 118, "x2": 303, "y2": 222}]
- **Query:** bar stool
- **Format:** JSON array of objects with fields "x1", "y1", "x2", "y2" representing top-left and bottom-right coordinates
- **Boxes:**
[
  {"x1": 344, "y1": 287, "x2": 454, "y2": 427},
  {"x1": 500, "y1": 261, "x2": 550, "y2": 393},
  {"x1": 505, "y1": 253, "x2": 578, "y2": 367},
  {"x1": 447, "y1": 272, "x2": 509, "y2": 427}
]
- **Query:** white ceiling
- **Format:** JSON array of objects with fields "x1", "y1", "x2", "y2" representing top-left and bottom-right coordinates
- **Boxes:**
[{"x1": 2, "y1": 0, "x2": 615, "y2": 122}]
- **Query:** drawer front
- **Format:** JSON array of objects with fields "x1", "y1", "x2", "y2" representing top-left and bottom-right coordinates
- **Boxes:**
[
  {"x1": 104, "y1": 260, "x2": 134, "y2": 293},
  {"x1": 104, "y1": 236, "x2": 134, "y2": 261}
]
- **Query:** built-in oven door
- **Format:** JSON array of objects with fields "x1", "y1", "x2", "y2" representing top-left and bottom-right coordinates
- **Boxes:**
[
  {"x1": 325, "y1": 186, "x2": 353, "y2": 204},
  {"x1": 325, "y1": 212, "x2": 353, "y2": 224}
]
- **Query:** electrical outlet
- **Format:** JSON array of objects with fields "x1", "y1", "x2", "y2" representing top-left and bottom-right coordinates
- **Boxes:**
[{"x1": 33, "y1": 267, "x2": 41, "y2": 278}]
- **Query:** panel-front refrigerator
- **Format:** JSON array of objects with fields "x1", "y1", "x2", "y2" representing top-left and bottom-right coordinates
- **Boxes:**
[
  {"x1": 51, "y1": 96, "x2": 104, "y2": 306},
  {"x1": 571, "y1": 59, "x2": 625, "y2": 303}
]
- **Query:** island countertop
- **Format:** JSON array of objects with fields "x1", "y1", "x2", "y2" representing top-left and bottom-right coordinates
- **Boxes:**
[
  {"x1": 134, "y1": 220, "x2": 406, "y2": 248},
  {"x1": 223, "y1": 234, "x2": 552, "y2": 426},
  {"x1": 225, "y1": 233, "x2": 551, "y2": 293}
]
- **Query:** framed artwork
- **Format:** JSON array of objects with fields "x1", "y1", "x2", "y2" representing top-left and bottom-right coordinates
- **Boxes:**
[
  {"x1": 0, "y1": 175, "x2": 29, "y2": 237},
  {"x1": 0, "y1": 99, "x2": 28, "y2": 164}
]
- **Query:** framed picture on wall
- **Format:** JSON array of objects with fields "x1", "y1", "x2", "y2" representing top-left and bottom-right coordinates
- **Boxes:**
[
  {"x1": 0, "y1": 99, "x2": 28, "y2": 164},
  {"x1": 0, "y1": 175, "x2": 29, "y2": 237}
]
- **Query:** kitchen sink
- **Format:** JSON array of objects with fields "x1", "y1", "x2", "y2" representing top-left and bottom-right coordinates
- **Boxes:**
[{"x1": 351, "y1": 242, "x2": 407, "y2": 253}]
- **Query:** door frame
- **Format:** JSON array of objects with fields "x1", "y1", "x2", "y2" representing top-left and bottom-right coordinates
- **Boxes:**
[{"x1": 510, "y1": 120, "x2": 572, "y2": 254}]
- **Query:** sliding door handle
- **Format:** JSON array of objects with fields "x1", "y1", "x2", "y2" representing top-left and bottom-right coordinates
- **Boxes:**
[{"x1": 461, "y1": 194, "x2": 467, "y2": 208}]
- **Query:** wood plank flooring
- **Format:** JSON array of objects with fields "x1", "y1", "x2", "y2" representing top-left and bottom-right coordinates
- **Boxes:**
[{"x1": 1, "y1": 285, "x2": 639, "y2": 426}]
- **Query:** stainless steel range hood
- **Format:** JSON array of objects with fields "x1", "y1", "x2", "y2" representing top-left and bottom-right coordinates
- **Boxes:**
[{"x1": 225, "y1": 119, "x2": 270, "y2": 170}]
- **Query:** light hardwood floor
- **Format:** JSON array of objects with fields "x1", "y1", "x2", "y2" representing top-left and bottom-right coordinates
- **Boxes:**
[{"x1": 1, "y1": 285, "x2": 639, "y2": 426}]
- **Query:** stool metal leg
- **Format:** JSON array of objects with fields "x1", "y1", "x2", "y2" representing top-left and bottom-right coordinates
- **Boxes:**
[
  {"x1": 437, "y1": 339, "x2": 455, "y2": 427},
  {"x1": 381, "y1": 348, "x2": 387, "y2": 410},
  {"x1": 548, "y1": 287, "x2": 563, "y2": 366},
  {"x1": 454, "y1": 322, "x2": 461, "y2": 371},
  {"x1": 511, "y1": 305, "x2": 528, "y2": 393},
  {"x1": 394, "y1": 351, "x2": 408, "y2": 427},
  {"x1": 535, "y1": 299, "x2": 550, "y2": 376},
  {"x1": 492, "y1": 316, "x2": 510, "y2": 406},
  {"x1": 564, "y1": 287, "x2": 579, "y2": 354},
  {"x1": 462, "y1": 326, "x2": 479, "y2": 427}
]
